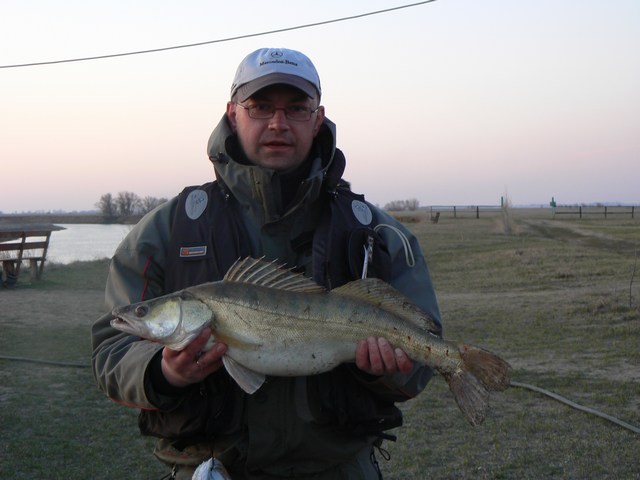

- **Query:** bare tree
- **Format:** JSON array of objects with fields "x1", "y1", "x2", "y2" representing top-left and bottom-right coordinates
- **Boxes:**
[
  {"x1": 384, "y1": 200, "x2": 406, "y2": 211},
  {"x1": 115, "y1": 191, "x2": 141, "y2": 217},
  {"x1": 139, "y1": 196, "x2": 168, "y2": 214},
  {"x1": 405, "y1": 198, "x2": 420, "y2": 211},
  {"x1": 96, "y1": 193, "x2": 117, "y2": 217},
  {"x1": 384, "y1": 199, "x2": 420, "y2": 211}
]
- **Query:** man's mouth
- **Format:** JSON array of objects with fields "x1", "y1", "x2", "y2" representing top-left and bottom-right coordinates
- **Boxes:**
[{"x1": 264, "y1": 141, "x2": 292, "y2": 150}]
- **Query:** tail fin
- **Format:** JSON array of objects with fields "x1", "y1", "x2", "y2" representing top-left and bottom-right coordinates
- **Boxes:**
[
  {"x1": 459, "y1": 344, "x2": 512, "y2": 392},
  {"x1": 444, "y1": 345, "x2": 512, "y2": 426},
  {"x1": 447, "y1": 369, "x2": 490, "y2": 426}
]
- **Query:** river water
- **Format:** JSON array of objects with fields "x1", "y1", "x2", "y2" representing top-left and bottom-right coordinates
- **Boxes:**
[{"x1": 47, "y1": 224, "x2": 133, "y2": 264}]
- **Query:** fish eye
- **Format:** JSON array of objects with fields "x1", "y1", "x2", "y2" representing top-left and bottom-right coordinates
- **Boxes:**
[{"x1": 134, "y1": 305, "x2": 149, "y2": 317}]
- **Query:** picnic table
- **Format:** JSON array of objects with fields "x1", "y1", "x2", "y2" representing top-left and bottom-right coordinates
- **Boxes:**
[{"x1": 0, "y1": 227, "x2": 56, "y2": 286}]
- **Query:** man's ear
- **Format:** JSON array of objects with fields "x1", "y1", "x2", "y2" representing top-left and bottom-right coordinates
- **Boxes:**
[
  {"x1": 226, "y1": 102, "x2": 238, "y2": 132},
  {"x1": 313, "y1": 106, "x2": 325, "y2": 136}
]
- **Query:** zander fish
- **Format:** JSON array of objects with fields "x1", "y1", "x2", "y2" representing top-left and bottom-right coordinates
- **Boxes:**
[{"x1": 111, "y1": 257, "x2": 511, "y2": 426}]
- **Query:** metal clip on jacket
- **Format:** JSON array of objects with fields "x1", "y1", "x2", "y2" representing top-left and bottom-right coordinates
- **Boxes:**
[{"x1": 361, "y1": 235, "x2": 375, "y2": 279}]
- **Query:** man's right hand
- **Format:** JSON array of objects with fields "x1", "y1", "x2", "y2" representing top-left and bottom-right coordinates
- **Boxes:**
[{"x1": 161, "y1": 327, "x2": 228, "y2": 387}]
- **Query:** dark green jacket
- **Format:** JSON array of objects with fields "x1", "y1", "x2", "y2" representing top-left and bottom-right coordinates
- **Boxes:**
[{"x1": 91, "y1": 115, "x2": 442, "y2": 478}]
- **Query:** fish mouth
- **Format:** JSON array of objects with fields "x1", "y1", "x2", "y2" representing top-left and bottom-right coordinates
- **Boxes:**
[
  {"x1": 111, "y1": 316, "x2": 126, "y2": 326},
  {"x1": 110, "y1": 316, "x2": 138, "y2": 334}
]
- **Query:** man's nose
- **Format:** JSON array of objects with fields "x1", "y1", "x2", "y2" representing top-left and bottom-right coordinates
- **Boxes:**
[{"x1": 268, "y1": 109, "x2": 290, "y2": 129}]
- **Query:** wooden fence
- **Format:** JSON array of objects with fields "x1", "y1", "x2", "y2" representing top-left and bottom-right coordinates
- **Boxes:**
[
  {"x1": 428, "y1": 205, "x2": 502, "y2": 219},
  {"x1": 552, "y1": 206, "x2": 636, "y2": 219}
]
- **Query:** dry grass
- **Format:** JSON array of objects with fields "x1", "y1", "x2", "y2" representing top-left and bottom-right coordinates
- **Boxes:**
[
  {"x1": 379, "y1": 208, "x2": 640, "y2": 479},
  {"x1": 1, "y1": 209, "x2": 639, "y2": 479}
]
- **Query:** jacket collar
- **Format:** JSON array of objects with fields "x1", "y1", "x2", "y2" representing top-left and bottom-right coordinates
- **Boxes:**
[{"x1": 206, "y1": 115, "x2": 340, "y2": 223}]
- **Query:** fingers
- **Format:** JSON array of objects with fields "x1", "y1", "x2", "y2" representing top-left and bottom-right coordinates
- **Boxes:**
[
  {"x1": 355, "y1": 336, "x2": 413, "y2": 376},
  {"x1": 355, "y1": 339, "x2": 370, "y2": 372},
  {"x1": 183, "y1": 328, "x2": 215, "y2": 361},
  {"x1": 195, "y1": 342, "x2": 227, "y2": 373},
  {"x1": 161, "y1": 328, "x2": 227, "y2": 388},
  {"x1": 394, "y1": 347, "x2": 413, "y2": 374}
]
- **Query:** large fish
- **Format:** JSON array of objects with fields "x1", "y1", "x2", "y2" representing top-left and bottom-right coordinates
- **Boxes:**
[{"x1": 111, "y1": 257, "x2": 511, "y2": 426}]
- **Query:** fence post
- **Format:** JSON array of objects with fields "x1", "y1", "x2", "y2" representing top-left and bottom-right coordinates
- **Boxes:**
[
  {"x1": 579, "y1": 206, "x2": 582, "y2": 219},
  {"x1": 454, "y1": 206, "x2": 457, "y2": 219},
  {"x1": 605, "y1": 206, "x2": 608, "y2": 219},
  {"x1": 476, "y1": 206, "x2": 480, "y2": 219}
]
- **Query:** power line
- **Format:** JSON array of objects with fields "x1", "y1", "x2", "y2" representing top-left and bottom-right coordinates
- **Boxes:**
[{"x1": 0, "y1": 1, "x2": 437, "y2": 69}]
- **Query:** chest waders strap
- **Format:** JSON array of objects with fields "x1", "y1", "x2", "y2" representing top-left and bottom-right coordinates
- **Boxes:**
[{"x1": 312, "y1": 186, "x2": 393, "y2": 290}]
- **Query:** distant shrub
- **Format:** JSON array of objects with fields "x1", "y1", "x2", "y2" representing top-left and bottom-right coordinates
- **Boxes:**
[
  {"x1": 384, "y1": 198, "x2": 420, "y2": 212},
  {"x1": 393, "y1": 215, "x2": 421, "y2": 223}
]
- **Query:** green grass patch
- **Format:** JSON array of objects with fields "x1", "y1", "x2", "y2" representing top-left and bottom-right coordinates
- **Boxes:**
[{"x1": 27, "y1": 259, "x2": 111, "y2": 290}]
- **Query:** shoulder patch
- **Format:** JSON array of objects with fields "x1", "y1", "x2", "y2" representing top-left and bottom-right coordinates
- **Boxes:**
[
  {"x1": 351, "y1": 200, "x2": 373, "y2": 225},
  {"x1": 185, "y1": 189, "x2": 208, "y2": 220}
]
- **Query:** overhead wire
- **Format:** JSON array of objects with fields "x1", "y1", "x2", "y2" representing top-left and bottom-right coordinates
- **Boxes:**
[
  {"x1": 0, "y1": 0, "x2": 437, "y2": 69},
  {"x1": 4, "y1": 0, "x2": 638, "y2": 443}
]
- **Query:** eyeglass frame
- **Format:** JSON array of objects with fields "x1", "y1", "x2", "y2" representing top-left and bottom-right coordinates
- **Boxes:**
[{"x1": 234, "y1": 102, "x2": 321, "y2": 122}]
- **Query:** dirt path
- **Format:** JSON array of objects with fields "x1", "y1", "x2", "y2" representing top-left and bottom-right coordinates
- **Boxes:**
[{"x1": 523, "y1": 219, "x2": 640, "y2": 254}]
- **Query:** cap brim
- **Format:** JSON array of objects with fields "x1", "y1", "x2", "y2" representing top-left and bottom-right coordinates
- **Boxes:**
[{"x1": 233, "y1": 73, "x2": 318, "y2": 102}]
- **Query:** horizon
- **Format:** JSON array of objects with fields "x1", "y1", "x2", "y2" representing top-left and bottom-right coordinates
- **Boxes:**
[{"x1": 3, "y1": 200, "x2": 640, "y2": 217}]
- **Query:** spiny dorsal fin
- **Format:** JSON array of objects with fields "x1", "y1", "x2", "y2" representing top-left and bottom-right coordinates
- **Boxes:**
[
  {"x1": 332, "y1": 278, "x2": 440, "y2": 333},
  {"x1": 223, "y1": 257, "x2": 326, "y2": 293}
]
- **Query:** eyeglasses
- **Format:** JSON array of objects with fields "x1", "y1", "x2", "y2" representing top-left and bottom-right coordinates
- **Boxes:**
[{"x1": 235, "y1": 103, "x2": 320, "y2": 122}]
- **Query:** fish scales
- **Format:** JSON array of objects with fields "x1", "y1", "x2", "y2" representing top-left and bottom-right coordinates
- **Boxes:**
[
  {"x1": 188, "y1": 281, "x2": 431, "y2": 376},
  {"x1": 111, "y1": 257, "x2": 511, "y2": 426}
]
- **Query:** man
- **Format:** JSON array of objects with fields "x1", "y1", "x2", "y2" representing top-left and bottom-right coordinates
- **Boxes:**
[{"x1": 92, "y1": 48, "x2": 442, "y2": 479}]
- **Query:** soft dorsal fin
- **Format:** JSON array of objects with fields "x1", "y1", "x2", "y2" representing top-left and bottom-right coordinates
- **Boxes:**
[
  {"x1": 332, "y1": 278, "x2": 440, "y2": 333},
  {"x1": 223, "y1": 257, "x2": 326, "y2": 293}
]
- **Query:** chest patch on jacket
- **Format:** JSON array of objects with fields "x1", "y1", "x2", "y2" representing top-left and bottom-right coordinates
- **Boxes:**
[
  {"x1": 179, "y1": 246, "x2": 208, "y2": 258},
  {"x1": 185, "y1": 189, "x2": 208, "y2": 220}
]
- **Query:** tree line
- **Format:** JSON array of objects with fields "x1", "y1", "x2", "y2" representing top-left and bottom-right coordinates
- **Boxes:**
[
  {"x1": 96, "y1": 192, "x2": 168, "y2": 218},
  {"x1": 96, "y1": 192, "x2": 418, "y2": 218},
  {"x1": 384, "y1": 198, "x2": 420, "y2": 212}
]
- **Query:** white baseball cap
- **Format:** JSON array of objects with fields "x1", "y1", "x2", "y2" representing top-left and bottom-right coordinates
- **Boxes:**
[{"x1": 230, "y1": 48, "x2": 322, "y2": 102}]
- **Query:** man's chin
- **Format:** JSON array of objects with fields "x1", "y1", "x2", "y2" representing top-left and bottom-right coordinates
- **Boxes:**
[{"x1": 255, "y1": 156, "x2": 305, "y2": 172}]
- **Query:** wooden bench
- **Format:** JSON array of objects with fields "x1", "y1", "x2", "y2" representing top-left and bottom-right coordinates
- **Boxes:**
[{"x1": 0, "y1": 230, "x2": 53, "y2": 284}]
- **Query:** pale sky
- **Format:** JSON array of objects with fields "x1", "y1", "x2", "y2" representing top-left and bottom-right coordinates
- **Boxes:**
[{"x1": 1, "y1": 0, "x2": 639, "y2": 213}]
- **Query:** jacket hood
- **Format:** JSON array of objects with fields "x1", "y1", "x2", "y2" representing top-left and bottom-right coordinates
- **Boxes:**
[{"x1": 206, "y1": 114, "x2": 342, "y2": 223}]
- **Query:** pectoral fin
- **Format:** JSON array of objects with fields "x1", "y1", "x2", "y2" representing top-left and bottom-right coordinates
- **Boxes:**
[{"x1": 223, "y1": 355, "x2": 266, "y2": 394}]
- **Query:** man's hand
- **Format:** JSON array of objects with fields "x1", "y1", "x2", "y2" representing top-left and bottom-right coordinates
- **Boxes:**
[
  {"x1": 161, "y1": 327, "x2": 227, "y2": 388},
  {"x1": 355, "y1": 336, "x2": 413, "y2": 376}
]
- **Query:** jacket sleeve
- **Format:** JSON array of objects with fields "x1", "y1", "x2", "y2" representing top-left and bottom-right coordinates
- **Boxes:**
[
  {"x1": 353, "y1": 206, "x2": 443, "y2": 403},
  {"x1": 91, "y1": 198, "x2": 184, "y2": 411}
]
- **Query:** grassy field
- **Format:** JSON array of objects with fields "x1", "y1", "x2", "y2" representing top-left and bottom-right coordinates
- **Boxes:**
[{"x1": 1, "y1": 208, "x2": 638, "y2": 479}]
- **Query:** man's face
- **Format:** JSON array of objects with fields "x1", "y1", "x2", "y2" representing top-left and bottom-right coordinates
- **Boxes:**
[{"x1": 227, "y1": 85, "x2": 325, "y2": 172}]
